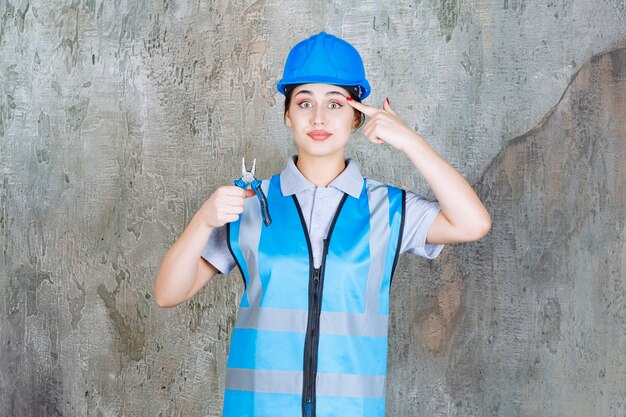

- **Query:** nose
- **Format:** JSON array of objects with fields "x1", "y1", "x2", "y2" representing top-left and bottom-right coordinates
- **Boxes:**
[{"x1": 312, "y1": 106, "x2": 326, "y2": 126}]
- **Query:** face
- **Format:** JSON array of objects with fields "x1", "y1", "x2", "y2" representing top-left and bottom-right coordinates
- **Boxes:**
[{"x1": 284, "y1": 83, "x2": 361, "y2": 160}]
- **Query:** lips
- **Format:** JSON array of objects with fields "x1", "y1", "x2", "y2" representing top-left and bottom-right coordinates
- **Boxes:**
[{"x1": 307, "y1": 130, "x2": 331, "y2": 141}]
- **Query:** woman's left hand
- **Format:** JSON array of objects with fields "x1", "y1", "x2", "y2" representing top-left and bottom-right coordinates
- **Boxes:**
[{"x1": 346, "y1": 97, "x2": 420, "y2": 152}]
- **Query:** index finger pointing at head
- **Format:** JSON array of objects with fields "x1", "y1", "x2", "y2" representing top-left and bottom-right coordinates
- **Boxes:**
[{"x1": 345, "y1": 97, "x2": 377, "y2": 117}]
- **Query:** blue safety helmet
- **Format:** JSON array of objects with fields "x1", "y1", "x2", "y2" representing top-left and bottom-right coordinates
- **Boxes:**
[{"x1": 277, "y1": 31, "x2": 371, "y2": 100}]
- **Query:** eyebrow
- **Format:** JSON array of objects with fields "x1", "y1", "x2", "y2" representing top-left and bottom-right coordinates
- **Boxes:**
[{"x1": 294, "y1": 90, "x2": 346, "y2": 98}]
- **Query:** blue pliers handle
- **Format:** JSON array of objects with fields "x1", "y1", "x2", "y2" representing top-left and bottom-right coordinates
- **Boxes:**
[{"x1": 234, "y1": 158, "x2": 272, "y2": 226}]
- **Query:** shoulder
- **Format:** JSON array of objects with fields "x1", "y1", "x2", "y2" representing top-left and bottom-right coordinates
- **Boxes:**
[
  {"x1": 364, "y1": 178, "x2": 405, "y2": 201},
  {"x1": 364, "y1": 177, "x2": 403, "y2": 192},
  {"x1": 363, "y1": 178, "x2": 435, "y2": 202},
  {"x1": 362, "y1": 178, "x2": 406, "y2": 217}
]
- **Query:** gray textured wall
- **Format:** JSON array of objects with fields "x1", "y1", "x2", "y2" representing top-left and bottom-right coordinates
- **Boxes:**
[{"x1": 0, "y1": 0, "x2": 624, "y2": 416}]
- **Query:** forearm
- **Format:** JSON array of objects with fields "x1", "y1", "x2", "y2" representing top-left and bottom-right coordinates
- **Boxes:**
[
  {"x1": 402, "y1": 133, "x2": 491, "y2": 235},
  {"x1": 154, "y1": 212, "x2": 214, "y2": 307},
  {"x1": 343, "y1": 97, "x2": 490, "y2": 240}
]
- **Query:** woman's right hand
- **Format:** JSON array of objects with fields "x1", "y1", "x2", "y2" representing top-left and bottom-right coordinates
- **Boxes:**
[{"x1": 200, "y1": 185, "x2": 256, "y2": 228}]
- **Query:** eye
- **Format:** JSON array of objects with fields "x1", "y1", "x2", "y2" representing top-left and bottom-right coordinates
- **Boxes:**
[
  {"x1": 298, "y1": 101, "x2": 313, "y2": 109},
  {"x1": 328, "y1": 102, "x2": 342, "y2": 109}
]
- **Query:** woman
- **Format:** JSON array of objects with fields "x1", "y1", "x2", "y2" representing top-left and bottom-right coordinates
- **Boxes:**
[{"x1": 154, "y1": 32, "x2": 491, "y2": 417}]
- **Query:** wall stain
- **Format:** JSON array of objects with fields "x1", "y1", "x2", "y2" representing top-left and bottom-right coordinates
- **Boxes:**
[
  {"x1": 0, "y1": 177, "x2": 8, "y2": 268},
  {"x1": 56, "y1": 4, "x2": 81, "y2": 71},
  {"x1": 1, "y1": 64, "x2": 19, "y2": 138},
  {"x1": 96, "y1": 266, "x2": 146, "y2": 361},
  {"x1": 0, "y1": 2, "x2": 16, "y2": 44},
  {"x1": 66, "y1": 96, "x2": 90, "y2": 133},
  {"x1": 67, "y1": 275, "x2": 86, "y2": 331},
  {"x1": 538, "y1": 297, "x2": 562, "y2": 354},
  {"x1": 432, "y1": 0, "x2": 461, "y2": 43},
  {"x1": 12, "y1": 221, "x2": 53, "y2": 318},
  {"x1": 417, "y1": 252, "x2": 466, "y2": 354},
  {"x1": 16, "y1": 1, "x2": 29, "y2": 33},
  {"x1": 442, "y1": 44, "x2": 626, "y2": 414}
]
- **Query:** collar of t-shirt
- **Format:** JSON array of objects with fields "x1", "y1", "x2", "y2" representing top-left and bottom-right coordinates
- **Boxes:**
[{"x1": 279, "y1": 155, "x2": 364, "y2": 199}]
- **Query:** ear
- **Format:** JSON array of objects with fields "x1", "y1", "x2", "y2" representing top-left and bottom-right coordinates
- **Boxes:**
[
  {"x1": 352, "y1": 112, "x2": 363, "y2": 129},
  {"x1": 284, "y1": 111, "x2": 292, "y2": 128}
]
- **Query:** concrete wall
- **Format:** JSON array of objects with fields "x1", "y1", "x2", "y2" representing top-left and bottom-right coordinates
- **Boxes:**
[{"x1": 1, "y1": 0, "x2": 624, "y2": 416}]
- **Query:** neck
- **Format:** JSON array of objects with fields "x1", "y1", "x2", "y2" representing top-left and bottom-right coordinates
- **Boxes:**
[{"x1": 295, "y1": 152, "x2": 346, "y2": 187}]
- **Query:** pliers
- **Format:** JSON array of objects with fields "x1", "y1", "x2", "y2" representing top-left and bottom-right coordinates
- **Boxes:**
[{"x1": 234, "y1": 157, "x2": 272, "y2": 226}]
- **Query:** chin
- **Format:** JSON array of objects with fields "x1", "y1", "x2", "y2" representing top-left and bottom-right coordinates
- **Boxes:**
[{"x1": 299, "y1": 147, "x2": 345, "y2": 159}]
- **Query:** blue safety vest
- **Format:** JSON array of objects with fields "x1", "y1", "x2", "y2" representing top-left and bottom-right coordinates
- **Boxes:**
[{"x1": 224, "y1": 173, "x2": 405, "y2": 417}]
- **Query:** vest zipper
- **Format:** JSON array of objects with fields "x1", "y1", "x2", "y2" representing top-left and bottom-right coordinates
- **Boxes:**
[
  {"x1": 303, "y1": 266, "x2": 319, "y2": 415},
  {"x1": 303, "y1": 239, "x2": 329, "y2": 416},
  {"x1": 305, "y1": 266, "x2": 319, "y2": 404},
  {"x1": 295, "y1": 193, "x2": 348, "y2": 417}
]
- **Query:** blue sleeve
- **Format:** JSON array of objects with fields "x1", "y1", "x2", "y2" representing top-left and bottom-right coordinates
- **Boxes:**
[
  {"x1": 400, "y1": 190, "x2": 444, "y2": 259},
  {"x1": 201, "y1": 224, "x2": 236, "y2": 275}
]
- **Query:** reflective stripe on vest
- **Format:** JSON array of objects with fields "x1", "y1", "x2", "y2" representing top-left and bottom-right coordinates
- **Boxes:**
[{"x1": 224, "y1": 174, "x2": 405, "y2": 417}]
